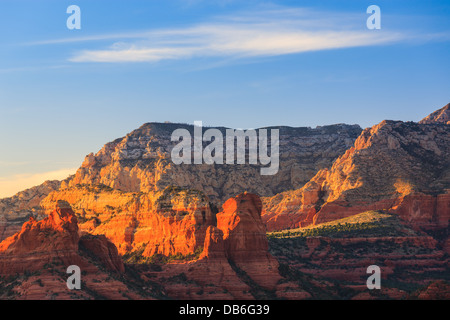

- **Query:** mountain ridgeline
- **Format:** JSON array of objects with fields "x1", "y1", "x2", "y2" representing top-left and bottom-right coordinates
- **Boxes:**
[{"x1": 0, "y1": 103, "x2": 448, "y2": 300}]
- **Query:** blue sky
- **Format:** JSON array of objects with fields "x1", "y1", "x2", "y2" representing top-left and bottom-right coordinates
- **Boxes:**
[{"x1": 0, "y1": 0, "x2": 449, "y2": 197}]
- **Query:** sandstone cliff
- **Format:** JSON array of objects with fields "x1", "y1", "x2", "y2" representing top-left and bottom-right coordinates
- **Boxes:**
[
  {"x1": 65, "y1": 123, "x2": 361, "y2": 204},
  {"x1": 420, "y1": 103, "x2": 450, "y2": 125},
  {"x1": 40, "y1": 185, "x2": 214, "y2": 257},
  {"x1": 268, "y1": 210, "x2": 449, "y2": 299},
  {"x1": 136, "y1": 192, "x2": 308, "y2": 299},
  {"x1": 263, "y1": 119, "x2": 450, "y2": 231}
]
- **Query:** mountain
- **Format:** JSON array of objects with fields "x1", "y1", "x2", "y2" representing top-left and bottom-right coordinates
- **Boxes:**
[
  {"x1": 65, "y1": 123, "x2": 361, "y2": 203},
  {"x1": 262, "y1": 119, "x2": 450, "y2": 231}
]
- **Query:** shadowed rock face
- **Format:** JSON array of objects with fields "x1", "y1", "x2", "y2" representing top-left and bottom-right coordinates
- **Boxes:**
[{"x1": 79, "y1": 234, "x2": 125, "y2": 273}]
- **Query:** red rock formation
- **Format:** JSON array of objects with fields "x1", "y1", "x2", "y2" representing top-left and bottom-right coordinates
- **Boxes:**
[
  {"x1": 419, "y1": 103, "x2": 450, "y2": 125},
  {"x1": 0, "y1": 201, "x2": 159, "y2": 299},
  {"x1": 263, "y1": 118, "x2": 450, "y2": 232},
  {"x1": 41, "y1": 185, "x2": 215, "y2": 257},
  {"x1": 145, "y1": 194, "x2": 303, "y2": 299},
  {"x1": 417, "y1": 280, "x2": 450, "y2": 299},
  {"x1": 0, "y1": 200, "x2": 81, "y2": 276},
  {"x1": 216, "y1": 193, "x2": 281, "y2": 289},
  {"x1": 199, "y1": 226, "x2": 226, "y2": 260},
  {"x1": 171, "y1": 225, "x2": 254, "y2": 299},
  {"x1": 0, "y1": 200, "x2": 125, "y2": 277},
  {"x1": 79, "y1": 234, "x2": 125, "y2": 273}
]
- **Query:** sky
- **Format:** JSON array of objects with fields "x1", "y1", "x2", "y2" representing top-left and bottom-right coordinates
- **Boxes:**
[{"x1": 0, "y1": 0, "x2": 449, "y2": 198}]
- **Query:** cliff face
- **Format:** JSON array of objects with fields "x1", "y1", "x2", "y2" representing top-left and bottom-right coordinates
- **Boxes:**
[
  {"x1": 0, "y1": 193, "x2": 305, "y2": 300},
  {"x1": 0, "y1": 200, "x2": 80, "y2": 275},
  {"x1": 216, "y1": 193, "x2": 281, "y2": 289},
  {"x1": 66, "y1": 123, "x2": 361, "y2": 204},
  {"x1": 0, "y1": 104, "x2": 449, "y2": 299},
  {"x1": 0, "y1": 201, "x2": 156, "y2": 300},
  {"x1": 0, "y1": 200, "x2": 125, "y2": 277},
  {"x1": 40, "y1": 185, "x2": 214, "y2": 257},
  {"x1": 0, "y1": 180, "x2": 61, "y2": 242},
  {"x1": 268, "y1": 210, "x2": 449, "y2": 300},
  {"x1": 263, "y1": 119, "x2": 450, "y2": 231}
]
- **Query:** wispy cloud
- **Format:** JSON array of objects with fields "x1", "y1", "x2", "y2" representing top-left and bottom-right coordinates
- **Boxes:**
[
  {"x1": 34, "y1": 7, "x2": 408, "y2": 63},
  {"x1": 0, "y1": 168, "x2": 76, "y2": 199}
]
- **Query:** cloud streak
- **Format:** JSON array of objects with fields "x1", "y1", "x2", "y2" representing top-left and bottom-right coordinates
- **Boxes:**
[
  {"x1": 0, "y1": 168, "x2": 76, "y2": 199},
  {"x1": 64, "y1": 8, "x2": 406, "y2": 63}
]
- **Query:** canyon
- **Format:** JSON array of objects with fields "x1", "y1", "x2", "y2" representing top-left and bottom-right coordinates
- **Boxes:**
[{"x1": 0, "y1": 103, "x2": 448, "y2": 299}]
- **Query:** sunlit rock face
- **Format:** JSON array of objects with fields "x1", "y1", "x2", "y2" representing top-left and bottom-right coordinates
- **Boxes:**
[
  {"x1": 67, "y1": 122, "x2": 362, "y2": 204},
  {"x1": 263, "y1": 118, "x2": 450, "y2": 231}
]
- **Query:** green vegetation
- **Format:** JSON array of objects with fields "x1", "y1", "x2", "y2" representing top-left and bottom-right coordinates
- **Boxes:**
[
  {"x1": 267, "y1": 211, "x2": 417, "y2": 239},
  {"x1": 156, "y1": 185, "x2": 207, "y2": 207},
  {"x1": 122, "y1": 245, "x2": 204, "y2": 265}
]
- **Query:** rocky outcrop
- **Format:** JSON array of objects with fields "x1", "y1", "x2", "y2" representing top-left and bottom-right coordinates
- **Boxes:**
[
  {"x1": 41, "y1": 185, "x2": 215, "y2": 257},
  {"x1": 0, "y1": 180, "x2": 61, "y2": 242},
  {"x1": 0, "y1": 201, "x2": 159, "y2": 300},
  {"x1": 416, "y1": 280, "x2": 450, "y2": 299},
  {"x1": 263, "y1": 119, "x2": 450, "y2": 231},
  {"x1": 419, "y1": 103, "x2": 450, "y2": 125},
  {"x1": 141, "y1": 193, "x2": 303, "y2": 299},
  {"x1": 216, "y1": 193, "x2": 281, "y2": 289},
  {"x1": 79, "y1": 235, "x2": 125, "y2": 273},
  {"x1": 0, "y1": 200, "x2": 126, "y2": 277}
]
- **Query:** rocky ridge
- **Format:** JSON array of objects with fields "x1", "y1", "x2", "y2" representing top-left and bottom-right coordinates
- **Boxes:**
[
  {"x1": 0, "y1": 180, "x2": 61, "y2": 241},
  {"x1": 262, "y1": 119, "x2": 450, "y2": 231},
  {"x1": 419, "y1": 103, "x2": 450, "y2": 125},
  {"x1": 65, "y1": 123, "x2": 361, "y2": 203}
]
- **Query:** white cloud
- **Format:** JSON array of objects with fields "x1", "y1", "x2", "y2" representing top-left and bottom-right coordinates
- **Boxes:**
[
  {"x1": 65, "y1": 8, "x2": 406, "y2": 63},
  {"x1": 0, "y1": 168, "x2": 77, "y2": 199}
]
